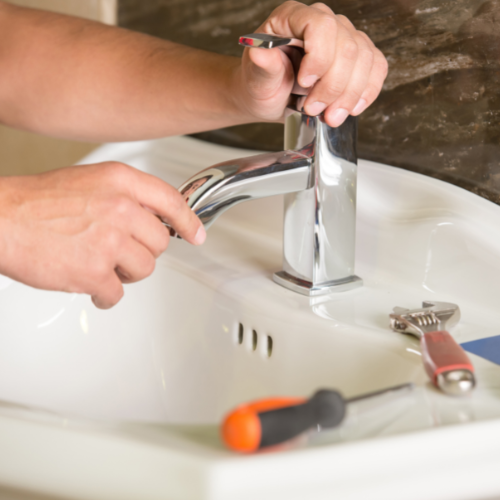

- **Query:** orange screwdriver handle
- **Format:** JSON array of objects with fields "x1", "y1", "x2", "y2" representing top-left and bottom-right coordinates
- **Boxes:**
[
  {"x1": 221, "y1": 390, "x2": 346, "y2": 453},
  {"x1": 420, "y1": 330, "x2": 475, "y2": 385},
  {"x1": 222, "y1": 397, "x2": 305, "y2": 453}
]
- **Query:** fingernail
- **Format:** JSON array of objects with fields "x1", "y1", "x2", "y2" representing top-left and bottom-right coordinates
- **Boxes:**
[
  {"x1": 92, "y1": 296, "x2": 106, "y2": 310},
  {"x1": 116, "y1": 268, "x2": 131, "y2": 281},
  {"x1": 352, "y1": 98, "x2": 367, "y2": 115},
  {"x1": 307, "y1": 101, "x2": 327, "y2": 116},
  {"x1": 301, "y1": 74, "x2": 318, "y2": 88},
  {"x1": 194, "y1": 225, "x2": 206, "y2": 245},
  {"x1": 330, "y1": 108, "x2": 350, "y2": 127}
]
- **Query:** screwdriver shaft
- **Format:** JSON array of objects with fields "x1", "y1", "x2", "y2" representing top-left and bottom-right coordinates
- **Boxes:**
[{"x1": 346, "y1": 382, "x2": 414, "y2": 404}]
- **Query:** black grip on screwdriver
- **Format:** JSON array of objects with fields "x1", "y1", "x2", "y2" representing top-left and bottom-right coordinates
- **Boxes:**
[
  {"x1": 222, "y1": 389, "x2": 346, "y2": 452},
  {"x1": 259, "y1": 389, "x2": 346, "y2": 447}
]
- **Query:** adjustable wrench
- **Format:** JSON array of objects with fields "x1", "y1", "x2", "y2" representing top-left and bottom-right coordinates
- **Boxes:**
[{"x1": 390, "y1": 301, "x2": 475, "y2": 396}]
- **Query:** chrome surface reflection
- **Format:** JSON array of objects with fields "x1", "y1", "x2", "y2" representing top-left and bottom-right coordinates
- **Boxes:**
[
  {"x1": 177, "y1": 149, "x2": 312, "y2": 229},
  {"x1": 175, "y1": 34, "x2": 362, "y2": 296}
]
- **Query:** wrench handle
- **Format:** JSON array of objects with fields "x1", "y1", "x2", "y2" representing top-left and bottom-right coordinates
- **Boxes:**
[{"x1": 420, "y1": 330, "x2": 474, "y2": 385}]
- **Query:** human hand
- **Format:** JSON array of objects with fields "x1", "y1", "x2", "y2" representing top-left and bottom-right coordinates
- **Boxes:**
[
  {"x1": 235, "y1": 1, "x2": 388, "y2": 127},
  {"x1": 0, "y1": 162, "x2": 205, "y2": 308}
]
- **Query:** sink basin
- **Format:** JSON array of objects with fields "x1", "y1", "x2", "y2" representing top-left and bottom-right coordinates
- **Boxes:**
[{"x1": 1, "y1": 136, "x2": 500, "y2": 500}]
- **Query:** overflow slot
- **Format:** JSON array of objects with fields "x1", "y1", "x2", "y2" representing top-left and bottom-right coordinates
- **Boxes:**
[
  {"x1": 266, "y1": 335, "x2": 273, "y2": 358},
  {"x1": 252, "y1": 330, "x2": 258, "y2": 351}
]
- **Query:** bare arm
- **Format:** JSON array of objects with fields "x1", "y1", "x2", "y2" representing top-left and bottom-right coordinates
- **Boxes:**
[
  {"x1": 0, "y1": 1, "x2": 387, "y2": 141},
  {"x1": 0, "y1": 1, "x2": 244, "y2": 142}
]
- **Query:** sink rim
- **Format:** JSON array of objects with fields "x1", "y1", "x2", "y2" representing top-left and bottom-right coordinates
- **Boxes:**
[{"x1": 0, "y1": 135, "x2": 500, "y2": 500}]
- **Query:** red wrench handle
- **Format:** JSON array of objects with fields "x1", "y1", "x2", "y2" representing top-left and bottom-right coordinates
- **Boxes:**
[{"x1": 420, "y1": 330, "x2": 474, "y2": 385}]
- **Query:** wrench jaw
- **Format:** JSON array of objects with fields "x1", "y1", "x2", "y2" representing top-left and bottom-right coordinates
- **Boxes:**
[
  {"x1": 422, "y1": 301, "x2": 461, "y2": 330},
  {"x1": 390, "y1": 301, "x2": 460, "y2": 336}
]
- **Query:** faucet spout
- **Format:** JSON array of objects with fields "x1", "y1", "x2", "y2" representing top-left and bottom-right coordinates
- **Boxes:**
[{"x1": 177, "y1": 149, "x2": 312, "y2": 229}]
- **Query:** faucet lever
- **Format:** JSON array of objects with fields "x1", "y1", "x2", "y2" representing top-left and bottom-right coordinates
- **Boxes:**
[
  {"x1": 239, "y1": 33, "x2": 304, "y2": 49},
  {"x1": 239, "y1": 33, "x2": 309, "y2": 97}
]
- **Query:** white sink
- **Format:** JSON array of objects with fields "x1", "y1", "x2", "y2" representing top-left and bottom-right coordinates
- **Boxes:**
[{"x1": 1, "y1": 136, "x2": 500, "y2": 500}]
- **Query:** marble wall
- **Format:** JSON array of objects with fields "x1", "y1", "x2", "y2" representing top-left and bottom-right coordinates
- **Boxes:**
[{"x1": 119, "y1": 0, "x2": 500, "y2": 203}]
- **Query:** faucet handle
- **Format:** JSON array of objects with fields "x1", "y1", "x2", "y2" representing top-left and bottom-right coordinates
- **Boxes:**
[
  {"x1": 239, "y1": 34, "x2": 304, "y2": 49},
  {"x1": 239, "y1": 33, "x2": 309, "y2": 96}
]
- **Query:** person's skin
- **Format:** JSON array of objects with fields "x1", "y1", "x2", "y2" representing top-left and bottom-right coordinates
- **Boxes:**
[{"x1": 0, "y1": 1, "x2": 388, "y2": 308}]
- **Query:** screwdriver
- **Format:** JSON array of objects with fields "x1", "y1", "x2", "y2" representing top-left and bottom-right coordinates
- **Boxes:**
[{"x1": 221, "y1": 383, "x2": 414, "y2": 453}]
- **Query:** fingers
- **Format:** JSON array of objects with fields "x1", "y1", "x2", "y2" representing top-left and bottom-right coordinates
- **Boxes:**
[
  {"x1": 261, "y1": 1, "x2": 338, "y2": 92},
  {"x1": 115, "y1": 237, "x2": 156, "y2": 284},
  {"x1": 246, "y1": 46, "x2": 291, "y2": 100},
  {"x1": 304, "y1": 21, "x2": 359, "y2": 120},
  {"x1": 129, "y1": 208, "x2": 170, "y2": 258},
  {"x1": 88, "y1": 192, "x2": 170, "y2": 258},
  {"x1": 351, "y1": 46, "x2": 388, "y2": 116},
  {"x1": 91, "y1": 273, "x2": 123, "y2": 309},
  {"x1": 87, "y1": 230, "x2": 156, "y2": 309},
  {"x1": 298, "y1": 7, "x2": 340, "y2": 92},
  {"x1": 99, "y1": 162, "x2": 206, "y2": 246},
  {"x1": 261, "y1": 1, "x2": 388, "y2": 126},
  {"x1": 300, "y1": 12, "x2": 383, "y2": 126},
  {"x1": 146, "y1": 179, "x2": 206, "y2": 245},
  {"x1": 315, "y1": 26, "x2": 376, "y2": 127}
]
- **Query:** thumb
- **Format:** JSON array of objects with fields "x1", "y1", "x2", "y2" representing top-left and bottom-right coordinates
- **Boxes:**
[{"x1": 245, "y1": 47, "x2": 293, "y2": 99}]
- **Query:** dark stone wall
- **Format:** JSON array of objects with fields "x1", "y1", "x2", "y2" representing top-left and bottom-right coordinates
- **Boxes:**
[{"x1": 119, "y1": 0, "x2": 500, "y2": 203}]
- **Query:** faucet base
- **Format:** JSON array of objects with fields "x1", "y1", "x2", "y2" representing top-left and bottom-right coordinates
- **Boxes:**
[{"x1": 273, "y1": 271, "x2": 363, "y2": 297}]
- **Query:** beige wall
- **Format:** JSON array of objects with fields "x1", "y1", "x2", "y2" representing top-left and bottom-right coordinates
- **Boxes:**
[
  {"x1": 0, "y1": 129, "x2": 101, "y2": 176},
  {"x1": 0, "y1": 0, "x2": 117, "y2": 176}
]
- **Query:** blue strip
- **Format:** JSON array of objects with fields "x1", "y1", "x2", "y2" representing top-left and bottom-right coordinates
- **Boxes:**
[{"x1": 461, "y1": 335, "x2": 500, "y2": 366}]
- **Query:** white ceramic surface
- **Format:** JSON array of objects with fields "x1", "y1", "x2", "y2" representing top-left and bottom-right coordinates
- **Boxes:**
[{"x1": 1, "y1": 136, "x2": 500, "y2": 500}]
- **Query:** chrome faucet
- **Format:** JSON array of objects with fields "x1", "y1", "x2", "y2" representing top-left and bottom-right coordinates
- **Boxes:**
[{"x1": 174, "y1": 34, "x2": 362, "y2": 296}]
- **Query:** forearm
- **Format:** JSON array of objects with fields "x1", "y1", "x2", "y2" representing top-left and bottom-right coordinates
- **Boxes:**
[{"x1": 0, "y1": 2, "x2": 249, "y2": 142}]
